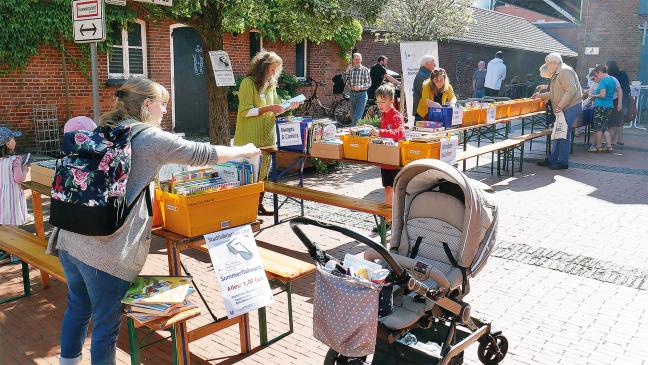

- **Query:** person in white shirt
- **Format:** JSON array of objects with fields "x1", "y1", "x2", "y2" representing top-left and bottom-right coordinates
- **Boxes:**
[{"x1": 484, "y1": 51, "x2": 507, "y2": 97}]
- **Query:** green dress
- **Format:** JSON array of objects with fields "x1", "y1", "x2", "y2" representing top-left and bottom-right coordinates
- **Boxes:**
[{"x1": 233, "y1": 76, "x2": 281, "y2": 181}]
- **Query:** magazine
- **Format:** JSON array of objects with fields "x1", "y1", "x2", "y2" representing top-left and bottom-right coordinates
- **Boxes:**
[{"x1": 121, "y1": 276, "x2": 193, "y2": 305}]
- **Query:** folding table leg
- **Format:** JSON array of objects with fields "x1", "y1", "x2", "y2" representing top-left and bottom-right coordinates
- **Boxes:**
[{"x1": 127, "y1": 318, "x2": 141, "y2": 365}]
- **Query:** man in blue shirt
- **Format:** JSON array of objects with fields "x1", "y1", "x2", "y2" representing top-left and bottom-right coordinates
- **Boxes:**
[{"x1": 589, "y1": 64, "x2": 616, "y2": 152}]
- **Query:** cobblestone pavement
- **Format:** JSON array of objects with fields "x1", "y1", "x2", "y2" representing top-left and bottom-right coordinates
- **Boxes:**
[{"x1": 1, "y1": 128, "x2": 647, "y2": 364}]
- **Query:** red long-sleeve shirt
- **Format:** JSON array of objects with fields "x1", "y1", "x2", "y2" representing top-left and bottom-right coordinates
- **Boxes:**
[{"x1": 378, "y1": 107, "x2": 405, "y2": 142}]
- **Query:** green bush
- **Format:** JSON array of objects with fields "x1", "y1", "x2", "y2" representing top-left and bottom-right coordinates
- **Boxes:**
[{"x1": 358, "y1": 115, "x2": 381, "y2": 128}]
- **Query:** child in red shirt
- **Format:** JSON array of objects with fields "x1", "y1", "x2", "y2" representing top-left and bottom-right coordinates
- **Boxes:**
[{"x1": 370, "y1": 83, "x2": 405, "y2": 206}]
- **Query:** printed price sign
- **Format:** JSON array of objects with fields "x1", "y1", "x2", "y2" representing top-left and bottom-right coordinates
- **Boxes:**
[
  {"x1": 278, "y1": 121, "x2": 303, "y2": 147},
  {"x1": 440, "y1": 137, "x2": 458, "y2": 165},
  {"x1": 486, "y1": 107, "x2": 497, "y2": 123},
  {"x1": 208, "y1": 51, "x2": 235, "y2": 87},
  {"x1": 205, "y1": 225, "x2": 273, "y2": 318},
  {"x1": 451, "y1": 106, "x2": 463, "y2": 126}
]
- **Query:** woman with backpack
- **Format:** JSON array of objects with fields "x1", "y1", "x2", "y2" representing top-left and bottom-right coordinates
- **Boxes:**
[{"x1": 48, "y1": 77, "x2": 260, "y2": 365}]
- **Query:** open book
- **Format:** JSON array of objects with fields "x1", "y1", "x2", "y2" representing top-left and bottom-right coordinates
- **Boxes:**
[{"x1": 121, "y1": 276, "x2": 193, "y2": 305}]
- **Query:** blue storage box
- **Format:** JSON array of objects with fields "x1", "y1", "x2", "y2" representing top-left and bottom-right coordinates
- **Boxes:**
[
  {"x1": 427, "y1": 107, "x2": 454, "y2": 128},
  {"x1": 276, "y1": 117, "x2": 313, "y2": 152}
]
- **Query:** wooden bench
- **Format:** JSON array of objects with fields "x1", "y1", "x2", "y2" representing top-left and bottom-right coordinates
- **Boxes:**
[
  {"x1": 264, "y1": 181, "x2": 392, "y2": 245},
  {"x1": 195, "y1": 241, "x2": 315, "y2": 346},
  {"x1": 0, "y1": 225, "x2": 65, "y2": 303},
  {"x1": 456, "y1": 139, "x2": 524, "y2": 176},
  {"x1": 126, "y1": 308, "x2": 202, "y2": 365}
]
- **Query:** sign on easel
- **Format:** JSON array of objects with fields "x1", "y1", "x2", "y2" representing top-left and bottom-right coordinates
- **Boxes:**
[
  {"x1": 72, "y1": 0, "x2": 106, "y2": 43},
  {"x1": 204, "y1": 225, "x2": 273, "y2": 318}
]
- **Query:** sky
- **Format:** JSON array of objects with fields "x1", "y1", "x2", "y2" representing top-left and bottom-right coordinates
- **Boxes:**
[{"x1": 473, "y1": 0, "x2": 493, "y2": 9}]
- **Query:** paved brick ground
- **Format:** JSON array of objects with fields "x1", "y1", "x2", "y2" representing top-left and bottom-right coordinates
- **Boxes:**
[{"x1": 2, "y1": 125, "x2": 648, "y2": 364}]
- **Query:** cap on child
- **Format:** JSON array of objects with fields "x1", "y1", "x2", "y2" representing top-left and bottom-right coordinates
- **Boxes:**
[{"x1": 64, "y1": 116, "x2": 96, "y2": 134}]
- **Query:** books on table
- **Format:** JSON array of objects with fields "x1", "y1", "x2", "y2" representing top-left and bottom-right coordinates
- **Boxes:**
[{"x1": 122, "y1": 276, "x2": 197, "y2": 326}]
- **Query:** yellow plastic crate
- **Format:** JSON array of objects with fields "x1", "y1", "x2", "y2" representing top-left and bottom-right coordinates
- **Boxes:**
[
  {"x1": 519, "y1": 99, "x2": 532, "y2": 115},
  {"x1": 342, "y1": 135, "x2": 370, "y2": 161},
  {"x1": 400, "y1": 141, "x2": 441, "y2": 166},
  {"x1": 157, "y1": 182, "x2": 263, "y2": 237},
  {"x1": 462, "y1": 108, "x2": 480, "y2": 126},
  {"x1": 508, "y1": 101, "x2": 521, "y2": 117}
]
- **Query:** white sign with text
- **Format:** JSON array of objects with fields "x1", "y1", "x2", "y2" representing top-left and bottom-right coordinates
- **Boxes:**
[
  {"x1": 72, "y1": 0, "x2": 105, "y2": 43},
  {"x1": 132, "y1": 0, "x2": 173, "y2": 6},
  {"x1": 278, "y1": 121, "x2": 303, "y2": 147},
  {"x1": 452, "y1": 106, "x2": 463, "y2": 126},
  {"x1": 440, "y1": 136, "x2": 458, "y2": 165},
  {"x1": 205, "y1": 225, "x2": 273, "y2": 318},
  {"x1": 487, "y1": 107, "x2": 497, "y2": 123},
  {"x1": 208, "y1": 51, "x2": 236, "y2": 87}
]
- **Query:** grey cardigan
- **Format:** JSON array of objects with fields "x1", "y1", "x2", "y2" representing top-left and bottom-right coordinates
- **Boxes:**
[{"x1": 47, "y1": 121, "x2": 220, "y2": 282}]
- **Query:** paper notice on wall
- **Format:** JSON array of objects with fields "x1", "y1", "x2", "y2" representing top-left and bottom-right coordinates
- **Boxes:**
[
  {"x1": 440, "y1": 136, "x2": 458, "y2": 165},
  {"x1": 205, "y1": 225, "x2": 273, "y2": 318},
  {"x1": 452, "y1": 106, "x2": 463, "y2": 126},
  {"x1": 277, "y1": 121, "x2": 303, "y2": 146},
  {"x1": 208, "y1": 50, "x2": 235, "y2": 87},
  {"x1": 487, "y1": 107, "x2": 497, "y2": 123}
]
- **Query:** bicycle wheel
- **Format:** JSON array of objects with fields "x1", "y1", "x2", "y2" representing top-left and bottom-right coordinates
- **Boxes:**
[
  {"x1": 298, "y1": 100, "x2": 314, "y2": 117},
  {"x1": 332, "y1": 98, "x2": 352, "y2": 126}
]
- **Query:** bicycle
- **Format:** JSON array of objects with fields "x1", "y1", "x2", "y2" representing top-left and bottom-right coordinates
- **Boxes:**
[{"x1": 297, "y1": 77, "x2": 330, "y2": 118}]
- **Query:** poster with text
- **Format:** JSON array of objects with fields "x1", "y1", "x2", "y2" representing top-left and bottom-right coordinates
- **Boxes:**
[
  {"x1": 399, "y1": 41, "x2": 439, "y2": 126},
  {"x1": 208, "y1": 51, "x2": 236, "y2": 86},
  {"x1": 205, "y1": 225, "x2": 273, "y2": 318}
]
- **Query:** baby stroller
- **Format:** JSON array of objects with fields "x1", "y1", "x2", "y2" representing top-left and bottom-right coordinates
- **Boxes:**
[{"x1": 290, "y1": 159, "x2": 507, "y2": 365}]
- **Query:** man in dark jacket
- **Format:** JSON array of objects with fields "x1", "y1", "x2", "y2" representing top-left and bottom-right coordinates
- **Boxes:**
[{"x1": 413, "y1": 55, "x2": 436, "y2": 121}]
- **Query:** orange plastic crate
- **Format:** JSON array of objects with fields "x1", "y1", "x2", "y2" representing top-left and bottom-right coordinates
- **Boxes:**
[
  {"x1": 462, "y1": 108, "x2": 480, "y2": 126},
  {"x1": 400, "y1": 141, "x2": 441, "y2": 166},
  {"x1": 519, "y1": 99, "x2": 532, "y2": 115},
  {"x1": 508, "y1": 101, "x2": 521, "y2": 117},
  {"x1": 495, "y1": 103, "x2": 510, "y2": 119},
  {"x1": 530, "y1": 98, "x2": 543, "y2": 112},
  {"x1": 157, "y1": 182, "x2": 264, "y2": 237},
  {"x1": 342, "y1": 135, "x2": 370, "y2": 161}
]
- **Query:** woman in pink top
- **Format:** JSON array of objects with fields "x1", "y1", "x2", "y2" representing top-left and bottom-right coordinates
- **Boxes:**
[{"x1": 0, "y1": 127, "x2": 28, "y2": 225}]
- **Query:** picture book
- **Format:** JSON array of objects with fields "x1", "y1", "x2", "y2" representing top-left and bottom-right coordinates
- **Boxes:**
[{"x1": 121, "y1": 276, "x2": 193, "y2": 305}]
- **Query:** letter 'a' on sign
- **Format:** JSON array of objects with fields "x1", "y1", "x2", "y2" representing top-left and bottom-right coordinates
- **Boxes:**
[{"x1": 72, "y1": 0, "x2": 106, "y2": 43}]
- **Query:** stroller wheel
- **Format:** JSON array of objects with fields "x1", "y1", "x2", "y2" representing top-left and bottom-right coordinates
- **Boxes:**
[
  {"x1": 324, "y1": 349, "x2": 369, "y2": 365},
  {"x1": 477, "y1": 334, "x2": 508, "y2": 365}
]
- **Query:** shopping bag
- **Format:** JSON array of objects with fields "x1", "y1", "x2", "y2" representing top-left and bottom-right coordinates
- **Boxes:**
[{"x1": 551, "y1": 112, "x2": 568, "y2": 140}]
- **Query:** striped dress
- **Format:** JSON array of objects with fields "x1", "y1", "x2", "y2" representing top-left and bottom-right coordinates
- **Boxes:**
[{"x1": 0, "y1": 156, "x2": 28, "y2": 225}]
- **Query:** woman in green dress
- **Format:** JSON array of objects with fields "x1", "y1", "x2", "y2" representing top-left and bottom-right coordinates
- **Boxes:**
[{"x1": 234, "y1": 51, "x2": 299, "y2": 215}]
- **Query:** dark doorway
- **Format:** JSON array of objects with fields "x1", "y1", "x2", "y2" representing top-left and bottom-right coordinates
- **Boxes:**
[{"x1": 172, "y1": 26, "x2": 208, "y2": 136}]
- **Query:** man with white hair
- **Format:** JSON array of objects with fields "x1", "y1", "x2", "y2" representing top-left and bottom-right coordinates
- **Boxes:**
[
  {"x1": 533, "y1": 52, "x2": 583, "y2": 170},
  {"x1": 413, "y1": 55, "x2": 436, "y2": 121},
  {"x1": 344, "y1": 53, "x2": 371, "y2": 125},
  {"x1": 473, "y1": 61, "x2": 487, "y2": 98}
]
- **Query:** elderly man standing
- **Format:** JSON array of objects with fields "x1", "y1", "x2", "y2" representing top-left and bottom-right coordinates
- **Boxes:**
[
  {"x1": 344, "y1": 53, "x2": 371, "y2": 125},
  {"x1": 485, "y1": 51, "x2": 506, "y2": 97},
  {"x1": 533, "y1": 52, "x2": 582, "y2": 170},
  {"x1": 473, "y1": 61, "x2": 487, "y2": 98},
  {"x1": 413, "y1": 55, "x2": 437, "y2": 121}
]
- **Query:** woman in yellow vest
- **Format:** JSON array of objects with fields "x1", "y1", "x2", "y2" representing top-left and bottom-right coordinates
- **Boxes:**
[
  {"x1": 416, "y1": 68, "x2": 457, "y2": 120},
  {"x1": 234, "y1": 51, "x2": 299, "y2": 215}
]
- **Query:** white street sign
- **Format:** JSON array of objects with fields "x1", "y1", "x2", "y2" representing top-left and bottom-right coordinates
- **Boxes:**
[
  {"x1": 132, "y1": 0, "x2": 173, "y2": 6},
  {"x1": 106, "y1": 0, "x2": 126, "y2": 5},
  {"x1": 72, "y1": 0, "x2": 105, "y2": 43}
]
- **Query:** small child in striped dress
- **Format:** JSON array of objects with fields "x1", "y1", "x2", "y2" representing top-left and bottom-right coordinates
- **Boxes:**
[{"x1": 0, "y1": 127, "x2": 28, "y2": 226}]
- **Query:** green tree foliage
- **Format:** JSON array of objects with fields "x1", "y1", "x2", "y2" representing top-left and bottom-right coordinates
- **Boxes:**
[
  {"x1": 374, "y1": 0, "x2": 474, "y2": 42},
  {"x1": 0, "y1": 0, "x2": 137, "y2": 75}
]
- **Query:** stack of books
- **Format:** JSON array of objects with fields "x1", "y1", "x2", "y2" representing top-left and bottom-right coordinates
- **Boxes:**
[{"x1": 122, "y1": 276, "x2": 196, "y2": 326}]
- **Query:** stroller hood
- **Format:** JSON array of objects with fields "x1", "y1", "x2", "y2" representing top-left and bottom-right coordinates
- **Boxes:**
[{"x1": 390, "y1": 159, "x2": 498, "y2": 274}]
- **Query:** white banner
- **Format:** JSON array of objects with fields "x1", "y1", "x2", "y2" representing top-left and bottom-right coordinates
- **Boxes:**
[
  {"x1": 277, "y1": 121, "x2": 303, "y2": 147},
  {"x1": 399, "y1": 41, "x2": 439, "y2": 126},
  {"x1": 205, "y1": 225, "x2": 273, "y2": 318},
  {"x1": 440, "y1": 136, "x2": 458, "y2": 165}
]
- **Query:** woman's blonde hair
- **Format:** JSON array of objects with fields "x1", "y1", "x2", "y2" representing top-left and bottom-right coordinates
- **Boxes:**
[
  {"x1": 429, "y1": 68, "x2": 449, "y2": 95},
  {"x1": 100, "y1": 77, "x2": 169, "y2": 127},
  {"x1": 247, "y1": 51, "x2": 283, "y2": 91}
]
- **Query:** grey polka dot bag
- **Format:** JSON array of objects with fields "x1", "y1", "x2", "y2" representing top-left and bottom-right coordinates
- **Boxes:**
[{"x1": 313, "y1": 264, "x2": 383, "y2": 358}]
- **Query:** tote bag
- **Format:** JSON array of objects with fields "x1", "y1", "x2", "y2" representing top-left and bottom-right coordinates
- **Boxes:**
[{"x1": 551, "y1": 112, "x2": 568, "y2": 140}]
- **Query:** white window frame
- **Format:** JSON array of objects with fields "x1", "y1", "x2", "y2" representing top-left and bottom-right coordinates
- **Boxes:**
[
  {"x1": 295, "y1": 40, "x2": 308, "y2": 80},
  {"x1": 108, "y1": 19, "x2": 148, "y2": 79}
]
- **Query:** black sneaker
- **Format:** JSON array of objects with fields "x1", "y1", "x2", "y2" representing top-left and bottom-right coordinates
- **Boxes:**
[
  {"x1": 549, "y1": 164, "x2": 568, "y2": 170},
  {"x1": 537, "y1": 159, "x2": 550, "y2": 167}
]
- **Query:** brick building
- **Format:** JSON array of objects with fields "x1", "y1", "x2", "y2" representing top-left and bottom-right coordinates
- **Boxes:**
[
  {"x1": 496, "y1": 1, "x2": 648, "y2": 84},
  {"x1": 0, "y1": 5, "x2": 576, "y2": 151}
]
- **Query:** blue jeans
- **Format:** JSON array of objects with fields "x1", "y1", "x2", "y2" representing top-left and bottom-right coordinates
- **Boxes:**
[
  {"x1": 474, "y1": 88, "x2": 486, "y2": 98},
  {"x1": 59, "y1": 250, "x2": 130, "y2": 365},
  {"x1": 349, "y1": 91, "x2": 368, "y2": 125},
  {"x1": 548, "y1": 103, "x2": 581, "y2": 166}
]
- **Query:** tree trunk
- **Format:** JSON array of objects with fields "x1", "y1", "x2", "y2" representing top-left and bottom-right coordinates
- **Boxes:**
[{"x1": 196, "y1": 4, "x2": 230, "y2": 145}]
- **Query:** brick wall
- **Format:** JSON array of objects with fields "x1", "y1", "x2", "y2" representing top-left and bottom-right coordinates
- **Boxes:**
[{"x1": 355, "y1": 31, "x2": 403, "y2": 74}]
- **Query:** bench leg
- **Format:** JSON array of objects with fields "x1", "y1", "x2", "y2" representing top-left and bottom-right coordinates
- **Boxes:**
[
  {"x1": 1, "y1": 261, "x2": 31, "y2": 304},
  {"x1": 238, "y1": 313, "x2": 251, "y2": 353},
  {"x1": 510, "y1": 148, "x2": 515, "y2": 177},
  {"x1": 258, "y1": 281, "x2": 294, "y2": 346},
  {"x1": 380, "y1": 217, "x2": 386, "y2": 246},
  {"x1": 520, "y1": 142, "x2": 525, "y2": 172},
  {"x1": 173, "y1": 322, "x2": 191, "y2": 365},
  {"x1": 258, "y1": 306, "x2": 268, "y2": 346},
  {"x1": 497, "y1": 150, "x2": 501, "y2": 176},
  {"x1": 127, "y1": 318, "x2": 141, "y2": 365}
]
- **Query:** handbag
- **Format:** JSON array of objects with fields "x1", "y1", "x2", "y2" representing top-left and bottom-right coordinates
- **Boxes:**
[{"x1": 551, "y1": 112, "x2": 568, "y2": 140}]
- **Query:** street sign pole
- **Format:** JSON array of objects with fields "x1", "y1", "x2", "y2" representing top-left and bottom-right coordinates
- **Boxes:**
[{"x1": 90, "y1": 43, "x2": 100, "y2": 123}]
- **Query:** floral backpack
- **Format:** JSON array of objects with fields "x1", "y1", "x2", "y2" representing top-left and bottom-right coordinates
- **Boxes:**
[{"x1": 49, "y1": 123, "x2": 151, "y2": 236}]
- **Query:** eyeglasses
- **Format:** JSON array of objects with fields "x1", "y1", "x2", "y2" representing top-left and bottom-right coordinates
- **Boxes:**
[{"x1": 375, "y1": 100, "x2": 390, "y2": 104}]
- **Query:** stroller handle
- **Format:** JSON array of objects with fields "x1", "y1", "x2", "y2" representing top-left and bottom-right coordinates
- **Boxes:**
[{"x1": 289, "y1": 217, "x2": 406, "y2": 278}]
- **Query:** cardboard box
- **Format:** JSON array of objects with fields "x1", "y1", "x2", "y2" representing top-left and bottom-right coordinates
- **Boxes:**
[
  {"x1": 368, "y1": 143, "x2": 400, "y2": 166},
  {"x1": 29, "y1": 160, "x2": 57, "y2": 186},
  {"x1": 311, "y1": 141, "x2": 344, "y2": 160}
]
